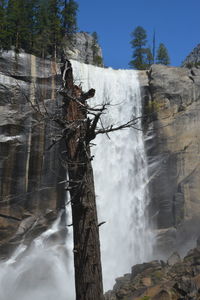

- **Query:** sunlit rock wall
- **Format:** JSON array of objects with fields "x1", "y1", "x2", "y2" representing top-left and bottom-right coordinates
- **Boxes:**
[
  {"x1": 0, "y1": 51, "x2": 65, "y2": 258},
  {"x1": 63, "y1": 32, "x2": 103, "y2": 66}
]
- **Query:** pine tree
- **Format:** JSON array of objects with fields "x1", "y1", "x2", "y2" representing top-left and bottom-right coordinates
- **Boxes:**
[
  {"x1": 0, "y1": 0, "x2": 79, "y2": 58},
  {"x1": 91, "y1": 32, "x2": 102, "y2": 66},
  {"x1": 34, "y1": 0, "x2": 51, "y2": 58},
  {"x1": 92, "y1": 32, "x2": 98, "y2": 56},
  {"x1": 156, "y1": 43, "x2": 170, "y2": 65},
  {"x1": 145, "y1": 47, "x2": 154, "y2": 67},
  {"x1": 6, "y1": 0, "x2": 30, "y2": 51},
  {"x1": 48, "y1": 0, "x2": 62, "y2": 58},
  {"x1": 25, "y1": 0, "x2": 38, "y2": 52},
  {"x1": 61, "y1": 0, "x2": 78, "y2": 35},
  {"x1": 0, "y1": 0, "x2": 7, "y2": 49},
  {"x1": 152, "y1": 30, "x2": 156, "y2": 64},
  {"x1": 129, "y1": 26, "x2": 149, "y2": 70}
]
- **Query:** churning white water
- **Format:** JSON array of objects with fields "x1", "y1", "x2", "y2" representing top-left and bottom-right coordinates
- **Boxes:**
[
  {"x1": 0, "y1": 61, "x2": 153, "y2": 298},
  {"x1": 0, "y1": 212, "x2": 75, "y2": 300},
  {"x1": 72, "y1": 61, "x2": 153, "y2": 290}
]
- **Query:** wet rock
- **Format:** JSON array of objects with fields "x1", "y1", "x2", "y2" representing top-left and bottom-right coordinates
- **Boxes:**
[
  {"x1": 0, "y1": 51, "x2": 65, "y2": 258},
  {"x1": 105, "y1": 247, "x2": 200, "y2": 299},
  {"x1": 152, "y1": 289, "x2": 172, "y2": 300},
  {"x1": 132, "y1": 261, "x2": 162, "y2": 278},
  {"x1": 139, "y1": 64, "x2": 200, "y2": 257},
  {"x1": 197, "y1": 236, "x2": 200, "y2": 249},
  {"x1": 167, "y1": 252, "x2": 181, "y2": 266}
]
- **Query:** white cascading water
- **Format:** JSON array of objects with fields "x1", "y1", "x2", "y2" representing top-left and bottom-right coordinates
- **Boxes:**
[
  {"x1": 0, "y1": 211, "x2": 75, "y2": 300},
  {"x1": 71, "y1": 61, "x2": 153, "y2": 290},
  {"x1": 0, "y1": 61, "x2": 153, "y2": 299}
]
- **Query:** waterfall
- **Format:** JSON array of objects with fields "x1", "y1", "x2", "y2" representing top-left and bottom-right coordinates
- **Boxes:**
[
  {"x1": 0, "y1": 213, "x2": 75, "y2": 300},
  {"x1": 71, "y1": 61, "x2": 153, "y2": 290},
  {"x1": 0, "y1": 61, "x2": 153, "y2": 298}
]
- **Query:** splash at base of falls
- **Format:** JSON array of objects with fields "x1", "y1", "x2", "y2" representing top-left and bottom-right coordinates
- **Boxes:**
[{"x1": 0, "y1": 213, "x2": 75, "y2": 300}]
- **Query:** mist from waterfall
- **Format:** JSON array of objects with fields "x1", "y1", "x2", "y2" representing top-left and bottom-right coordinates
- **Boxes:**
[
  {"x1": 0, "y1": 212, "x2": 75, "y2": 300},
  {"x1": 0, "y1": 61, "x2": 154, "y2": 298}
]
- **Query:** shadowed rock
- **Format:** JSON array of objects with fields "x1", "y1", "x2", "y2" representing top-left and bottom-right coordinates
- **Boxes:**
[
  {"x1": 105, "y1": 246, "x2": 200, "y2": 300},
  {"x1": 139, "y1": 64, "x2": 200, "y2": 257}
]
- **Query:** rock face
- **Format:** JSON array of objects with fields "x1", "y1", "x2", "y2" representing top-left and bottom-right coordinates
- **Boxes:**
[
  {"x1": 105, "y1": 246, "x2": 200, "y2": 300},
  {"x1": 182, "y1": 44, "x2": 200, "y2": 67},
  {"x1": 63, "y1": 32, "x2": 103, "y2": 66},
  {"x1": 1, "y1": 51, "x2": 200, "y2": 266},
  {"x1": 139, "y1": 64, "x2": 200, "y2": 257},
  {"x1": 0, "y1": 51, "x2": 66, "y2": 258},
  {"x1": 0, "y1": 39, "x2": 102, "y2": 258}
]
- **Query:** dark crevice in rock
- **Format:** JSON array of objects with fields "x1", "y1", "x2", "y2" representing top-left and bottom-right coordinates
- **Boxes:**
[
  {"x1": 0, "y1": 213, "x2": 21, "y2": 221},
  {"x1": 188, "y1": 75, "x2": 195, "y2": 83}
]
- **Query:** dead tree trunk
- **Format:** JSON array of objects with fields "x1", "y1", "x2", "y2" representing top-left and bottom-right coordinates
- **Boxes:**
[{"x1": 60, "y1": 60, "x2": 104, "y2": 300}]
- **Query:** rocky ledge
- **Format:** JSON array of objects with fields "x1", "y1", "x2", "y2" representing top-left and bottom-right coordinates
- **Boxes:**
[
  {"x1": 105, "y1": 241, "x2": 200, "y2": 300},
  {"x1": 182, "y1": 44, "x2": 200, "y2": 68},
  {"x1": 63, "y1": 32, "x2": 103, "y2": 66}
]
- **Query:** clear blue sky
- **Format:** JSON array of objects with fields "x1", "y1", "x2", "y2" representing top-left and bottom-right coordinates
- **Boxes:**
[{"x1": 77, "y1": 0, "x2": 200, "y2": 69}]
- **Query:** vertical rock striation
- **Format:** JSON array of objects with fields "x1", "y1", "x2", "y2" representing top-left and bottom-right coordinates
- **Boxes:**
[
  {"x1": 139, "y1": 64, "x2": 200, "y2": 256},
  {"x1": 63, "y1": 32, "x2": 103, "y2": 66},
  {"x1": 0, "y1": 51, "x2": 65, "y2": 257}
]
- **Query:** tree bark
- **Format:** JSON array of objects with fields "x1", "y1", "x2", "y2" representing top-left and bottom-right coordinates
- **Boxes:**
[{"x1": 61, "y1": 60, "x2": 104, "y2": 300}]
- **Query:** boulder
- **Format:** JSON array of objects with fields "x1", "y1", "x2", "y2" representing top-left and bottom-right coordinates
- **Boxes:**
[
  {"x1": 167, "y1": 252, "x2": 181, "y2": 266},
  {"x1": 105, "y1": 247, "x2": 200, "y2": 299}
]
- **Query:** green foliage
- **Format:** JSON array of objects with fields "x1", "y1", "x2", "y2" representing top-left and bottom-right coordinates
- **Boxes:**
[
  {"x1": 156, "y1": 43, "x2": 170, "y2": 65},
  {"x1": 61, "y1": 0, "x2": 78, "y2": 35},
  {"x1": 129, "y1": 26, "x2": 171, "y2": 69},
  {"x1": 139, "y1": 296, "x2": 151, "y2": 300},
  {"x1": 5, "y1": 0, "x2": 39, "y2": 51},
  {"x1": 130, "y1": 26, "x2": 147, "y2": 48},
  {"x1": 185, "y1": 62, "x2": 193, "y2": 69},
  {"x1": 91, "y1": 32, "x2": 102, "y2": 66},
  {"x1": 6, "y1": 0, "x2": 30, "y2": 50},
  {"x1": 33, "y1": 0, "x2": 51, "y2": 57},
  {"x1": 48, "y1": 0, "x2": 62, "y2": 57},
  {"x1": 94, "y1": 55, "x2": 103, "y2": 66},
  {"x1": 129, "y1": 26, "x2": 153, "y2": 70},
  {"x1": 91, "y1": 32, "x2": 99, "y2": 55},
  {"x1": 92, "y1": 31, "x2": 98, "y2": 44},
  {"x1": 185, "y1": 61, "x2": 200, "y2": 68},
  {"x1": 146, "y1": 47, "x2": 154, "y2": 66},
  {"x1": 0, "y1": 0, "x2": 8, "y2": 49},
  {"x1": 0, "y1": 0, "x2": 78, "y2": 58}
]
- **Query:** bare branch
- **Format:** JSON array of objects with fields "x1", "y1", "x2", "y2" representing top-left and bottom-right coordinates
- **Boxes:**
[{"x1": 95, "y1": 116, "x2": 140, "y2": 135}]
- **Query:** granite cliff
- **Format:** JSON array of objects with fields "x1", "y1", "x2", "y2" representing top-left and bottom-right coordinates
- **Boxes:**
[
  {"x1": 1, "y1": 50, "x2": 200, "y2": 271},
  {"x1": 0, "y1": 51, "x2": 66, "y2": 258},
  {"x1": 139, "y1": 64, "x2": 200, "y2": 257},
  {"x1": 0, "y1": 34, "x2": 103, "y2": 258},
  {"x1": 63, "y1": 32, "x2": 103, "y2": 66}
]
